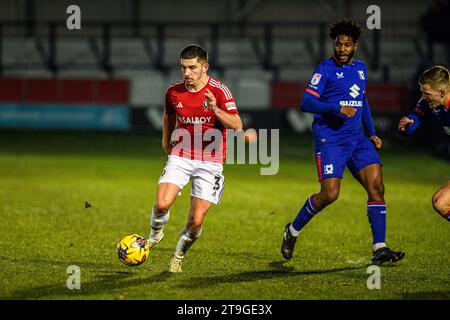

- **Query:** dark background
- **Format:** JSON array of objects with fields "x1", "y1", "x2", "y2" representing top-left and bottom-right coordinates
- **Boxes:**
[{"x1": 0, "y1": 0, "x2": 449, "y2": 156}]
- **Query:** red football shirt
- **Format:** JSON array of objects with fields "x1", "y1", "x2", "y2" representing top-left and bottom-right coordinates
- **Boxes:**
[{"x1": 165, "y1": 76, "x2": 239, "y2": 163}]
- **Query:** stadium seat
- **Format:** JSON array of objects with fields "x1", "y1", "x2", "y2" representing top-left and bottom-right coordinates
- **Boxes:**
[
  {"x1": 57, "y1": 68, "x2": 109, "y2": 79},
  {"x1": 57, "y1": 39, "x2": 98, "y2": 67},
  {"x1": 379, "y1": 39, "x2": 422, "y2": 66},
  {"x1": 223, "y1": 69, "x2": 272, "y2": 110},
  {"x1": 217, "y1": 38, "x2": 260, "y2": 68},
  {"x1": 273, "y1": 39, "x2": 315, "y2": 66},
  {"x1": 111, "y1": 38, "x2": 150, "y2": 66},
  {"x1": 127, "y1": 72, "x2": 165, "y2": 106},
  {"x1": 278, "y1": 66, "x2": 315, "y2": 82},
  {"x1": 1, "y1": 67, "x2": 53, "y2": 78},
  {"x1": 3, "y1": 37, "x2": 44, "y2": 66}
]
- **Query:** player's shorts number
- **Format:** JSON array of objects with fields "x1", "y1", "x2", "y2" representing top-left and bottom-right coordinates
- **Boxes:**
[{"x1": 213, "y1": 175, "x2": 221, "y2": 191}]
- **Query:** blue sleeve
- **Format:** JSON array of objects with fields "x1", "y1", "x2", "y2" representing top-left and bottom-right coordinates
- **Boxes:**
[
  {"x1": 301, "y1": 93, "x2": 342, "y2": 114},
  {"x1": 300, "y1": 64, "x2": 341, "y2": 115},
  {"x1": 362, "y1": 94, "x2": 376, "y2": 136},
  {"x1": 403, "y1": 112, "x2": 423, "y2": 135},
  {"x1": 306, "y1": 64, "x2": 327, "y2": 96},
  {"x1": 403, "y1": 99, "x2": 427, "y2": 135}
]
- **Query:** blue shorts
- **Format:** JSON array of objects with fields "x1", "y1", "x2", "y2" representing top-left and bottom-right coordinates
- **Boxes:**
[{"x1": 315, "y1": 136, "x2": 382, "y2": 181}]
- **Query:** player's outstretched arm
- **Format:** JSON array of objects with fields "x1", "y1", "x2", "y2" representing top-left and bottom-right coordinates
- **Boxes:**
[
  {"x1": 205, "y1": 88, "x2": 243, "y2": 130},
  {"x1": 162, "y1": 113, "x2": 177, "y2": 154},
  {"x1": 398, "y1": 101, "x2": 427, "y2": 136},
  {"x1": 398, "y1": 116, "x2": 414, "y2": 132},
  {"x1": 398, "y1": 114, "x2": 424, "y2": 136}
]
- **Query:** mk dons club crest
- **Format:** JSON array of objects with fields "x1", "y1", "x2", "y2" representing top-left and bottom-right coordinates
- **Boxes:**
[{"x1": 358, "y1": 70, "x2": 365, "y2": 80}]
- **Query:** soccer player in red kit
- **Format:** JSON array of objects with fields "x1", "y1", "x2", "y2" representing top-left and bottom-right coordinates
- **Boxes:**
[{"x1": 147, "y1": 44, "x2": 243, "y2": 272}]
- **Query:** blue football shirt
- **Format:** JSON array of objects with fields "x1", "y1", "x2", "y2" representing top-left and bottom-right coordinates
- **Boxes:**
[{"x1": 302, "y1": 56, "x2": 373, "y2": 146}]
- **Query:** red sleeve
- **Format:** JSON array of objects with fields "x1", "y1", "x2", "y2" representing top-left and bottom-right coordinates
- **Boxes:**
[
  {"x1": 216, "y1": 83, "x2": 239, "y2": 115},
  {"x1": 164, "y1": 90, "x2": 175, "y2": 115},
  {"x1": 412, "y1": 106, "x2": 425, "y2": 117}
]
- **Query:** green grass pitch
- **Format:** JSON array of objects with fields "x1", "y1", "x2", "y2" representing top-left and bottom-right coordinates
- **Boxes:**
[{"x1": 0, "y1": 130, "x2": 449, "y2": 300}]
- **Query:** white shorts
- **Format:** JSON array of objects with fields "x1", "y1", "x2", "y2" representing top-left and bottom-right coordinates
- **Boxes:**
[{"x1": 158, "y1": 155, "x2": 225, "y2": 205}]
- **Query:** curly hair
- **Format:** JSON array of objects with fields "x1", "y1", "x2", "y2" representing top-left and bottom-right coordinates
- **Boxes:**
[{"x1": 329, "y1": 18, "x2": 363, "y2": 42}]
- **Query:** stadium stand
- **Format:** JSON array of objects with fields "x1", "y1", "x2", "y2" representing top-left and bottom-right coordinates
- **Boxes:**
[{"x1": 0, "y1": 0, "x2": 448, "y2": 113}]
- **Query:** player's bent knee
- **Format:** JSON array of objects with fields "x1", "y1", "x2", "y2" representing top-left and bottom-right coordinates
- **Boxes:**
[
  {"x1": 188, "y1": 216, "x2": 202, "y2": 226},
  {"x1": 370, "y1": 190, "x2": 384, "y2": 202},
  {"x1": 154, "y1": 201, "x2": 171, "y2": 214},
  {"x1": 187, "y1": 222, "x2": 203, "y2": 235},
  {"x1": 188, "y1": 207, "x2": 209, "y2": 231},
  {"x1": 323, "y1": 190, "x2": 339, "y2": 206},
  {"x1": 432, "y1": 196, "x2": 449, "y2": 217},
  {"x1": 375, "y1": 183, "x2": 385, "y2": 197},
  {"x1": 367, "y1": 181, "x2": 384, "y2": 200}
]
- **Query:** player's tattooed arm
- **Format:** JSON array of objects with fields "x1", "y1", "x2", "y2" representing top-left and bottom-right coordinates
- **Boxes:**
[
  {"x1": 162, "y1": 113, "x2": 177, "y2": 154},
  {"x1": 205, "y1": 88, "x2": 243, "y2": 130}
]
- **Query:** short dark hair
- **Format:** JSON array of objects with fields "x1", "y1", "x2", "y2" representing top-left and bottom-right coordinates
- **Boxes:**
[
  {"x1": 329, "y1": 18, "x2": 363, "y2": 42},
  {"x1": 180, "y1": 44, "x2": 208, "y2": 63},
  {"x1": 419, "y1": 66, "x2": 450, "y2": 89}
]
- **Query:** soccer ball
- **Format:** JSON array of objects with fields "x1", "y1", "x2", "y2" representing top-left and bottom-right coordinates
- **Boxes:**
[{"x1": 117, "y1": 234, "x2": 149, "y2": 266}]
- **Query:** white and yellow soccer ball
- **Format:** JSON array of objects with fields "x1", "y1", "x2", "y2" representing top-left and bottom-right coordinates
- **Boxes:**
[{"x1": 117, "y1": 234, "x2": 149, "y2": 266}]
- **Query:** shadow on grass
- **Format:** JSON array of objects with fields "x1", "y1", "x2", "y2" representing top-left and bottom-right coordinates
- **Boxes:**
[
  {"x1": 0, "y1": 246, "x2": 173, "y2": 271},
  {"x1": 0, "y1": 255, "x2": 177, "y2": 299},
  {"x1": 1, "y1": 257, "x2": 403, "y2": 299},
  {"x1": 1, "y1": 270, "x2": 174, "y2": 300},
  {"x1": 176, "y1": 261, "x2": 368, "y2": 289},
  {"x1": 0, "y1": 256, "x2": 125, "y2": 273}
]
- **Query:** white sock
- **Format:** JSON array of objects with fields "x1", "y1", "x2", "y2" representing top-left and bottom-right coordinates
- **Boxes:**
[
  {"x1": 289, "y1": 224, "x2": 300, "y2": 237},
  {"x1": 149, "y1": 205, "x2": 170, "y2": 240},
  {"x1": 373, "y1": 242, "x2": 386, "y2": 251},
  {"x1": 174, "y1": 226, "x2": 202, "y2": 259}
]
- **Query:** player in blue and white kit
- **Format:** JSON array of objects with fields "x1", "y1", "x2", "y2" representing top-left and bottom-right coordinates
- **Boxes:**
[
  {"x1": 281, "y1": 19, "x2": 405, "y2": 265},
  {"x1": 398, "y1": 65, "x2": 450, "y2": 222}
]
